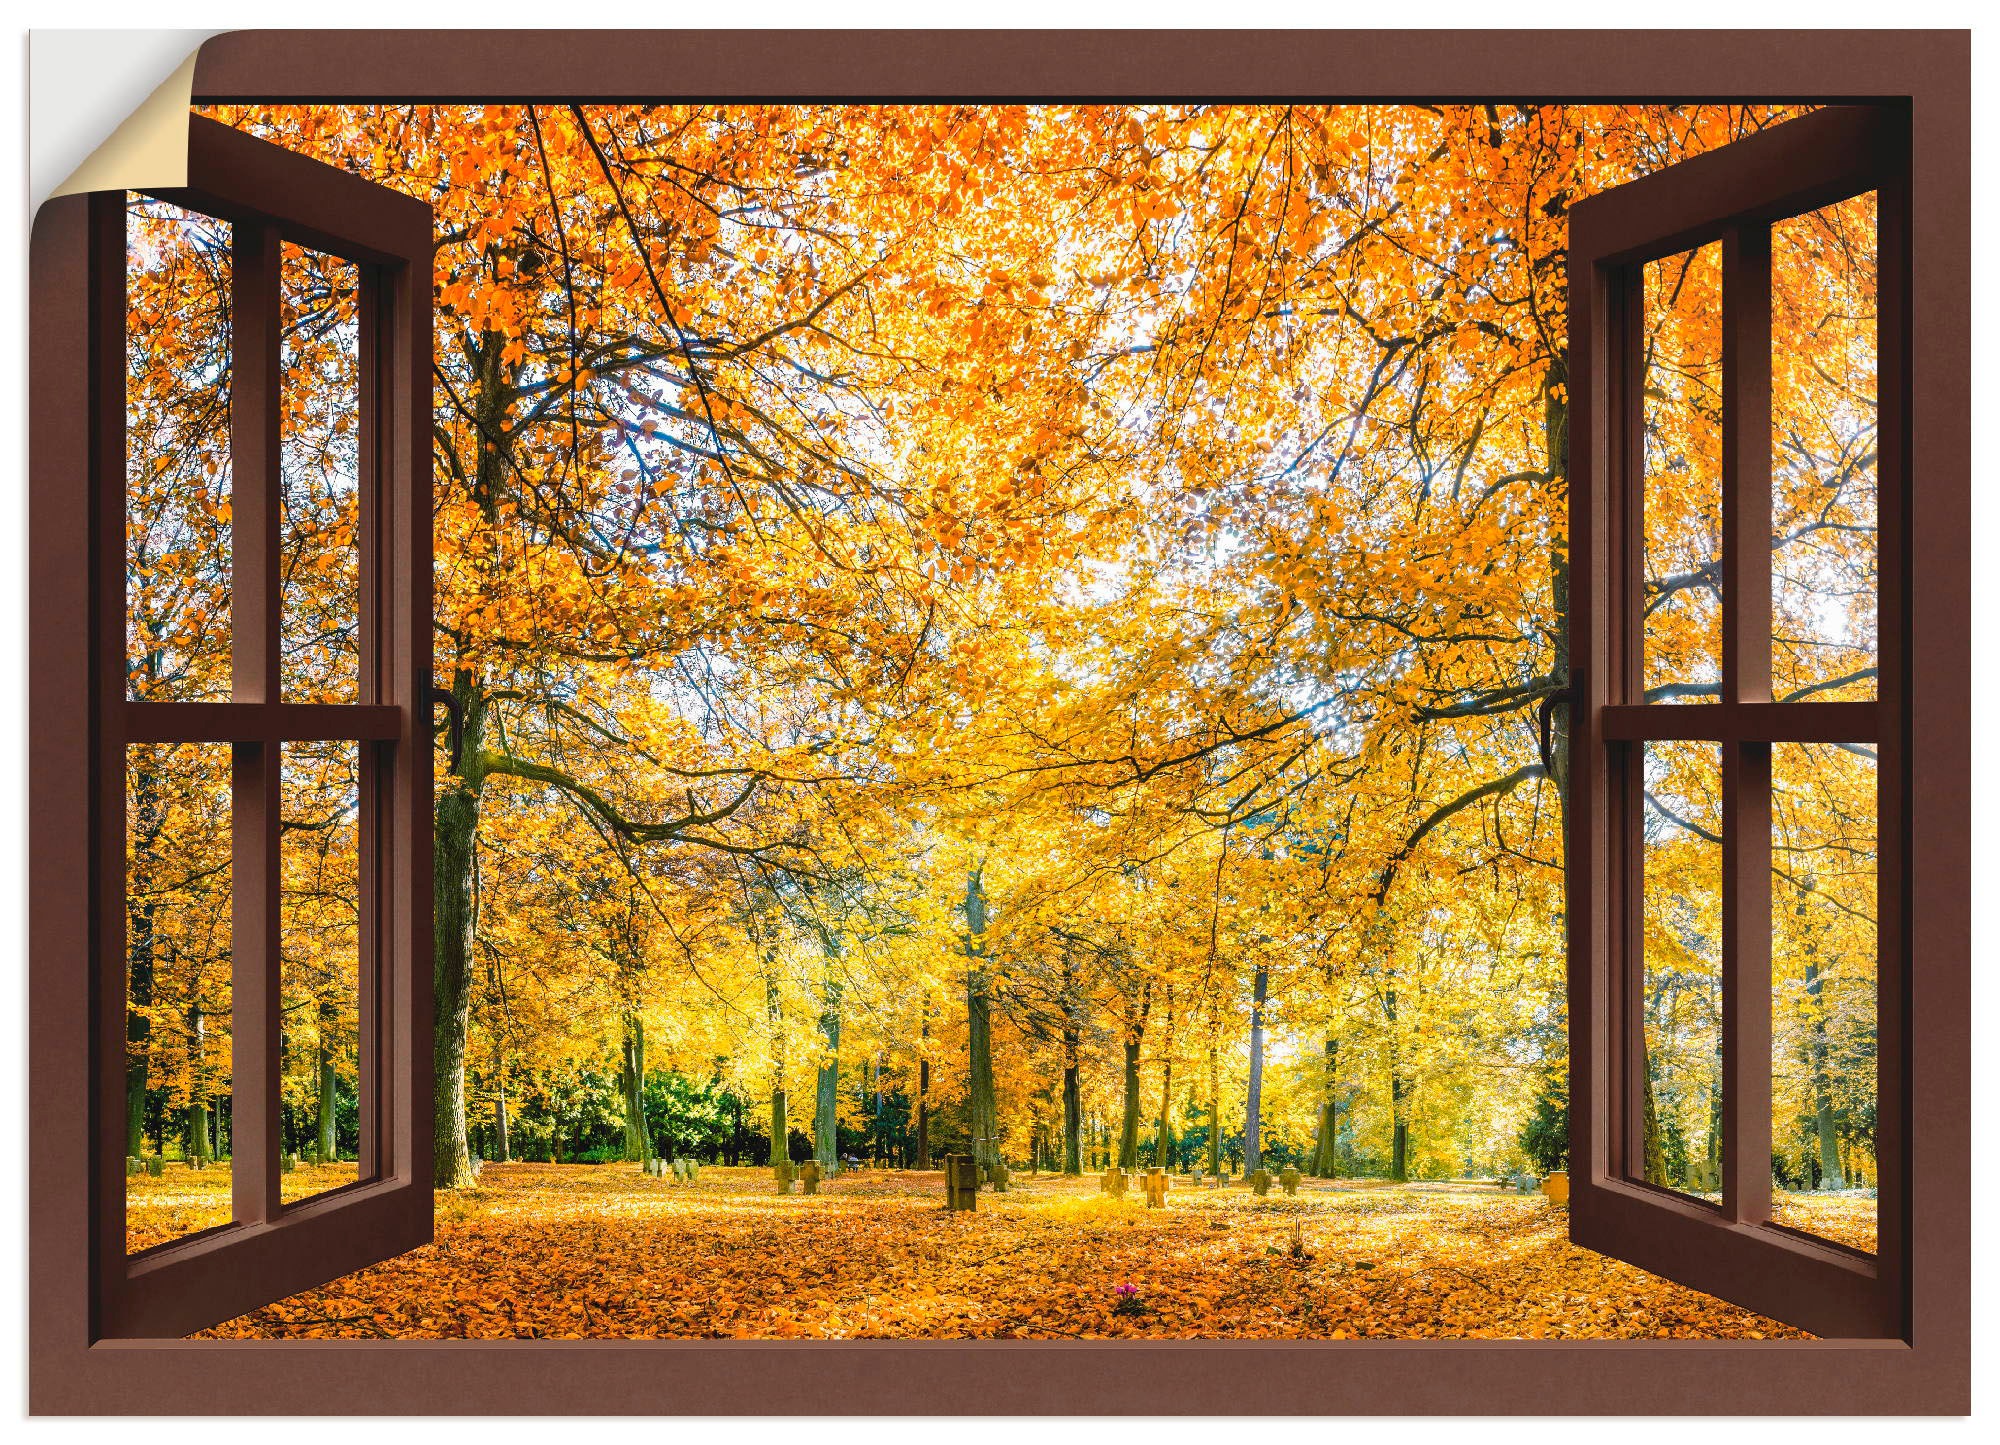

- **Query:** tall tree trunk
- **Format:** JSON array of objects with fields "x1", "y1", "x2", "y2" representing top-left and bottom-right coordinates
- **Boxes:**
[
  {"x1": 1386, "y1": 982, "x2": 1409, "y2": 1182},
  {"x1": 185, "y1": 1004, "x2": 210, "y2": 1161},
  {"x1": 1117, "y1": 977, "x2": 1152, "y2": 1168},
  {"x1": 1545, "y1": 370, "x2": 1573, "y2": 805},
  {"x1": 619, "y1": 1011, "x2": 652, "y2": 1163},
  {"x1": 432, "y1": 335, "x2": 515, "y2": 1191},
  {"x1": 491, "y1": 1036, "x2": 510, "y2": 1163},
  {"x1": 964, "y1": 868, "x2": 1000, "y2": 1171},
  {"x1": 1118, "y1": 1035, "x2": 1143, "y2": 1168},
  {"x1": 1641, "y1": 1053, "x2": 1666, "y2": 1185},
  {"x1": 1312, "y1": 1037, "x2": 1340, "y2": 1177},
  {"x1": 431, "y1": 676, "x2": 486, "y2": 1188},
  {"x1": 765, "y1": 970, "x2": 787, "y2": 1166},
  {"x1": 125, "y1": 759, "x2": 162, "y2": 1158},
  {"x1": 814, "y1": 937, "x2": 842, "y2": 1173},
  {"x1": 872, "y1": 1053, "x2": 884, "y2": 1163},
  {"x1": 1154, "y1": 990, "x2": 1175, "y2": 1169},
  {"x1": 1061, "y1": 1026, "x2": 1082, "y2": 1174},
  {"x1": 1207, "y1": 1042, "x2": 1221, "y2": 1176},
  {"x1": 1803, "y1": 958, "x2": 1845, "y2": 1188},
  {"x1": 915, "y1": 1010, "x2": 932, "y2": 1169},
  {"x1": 1244, "y1": 963, "x2": 1269, "y2": 1173},
  {"x1": 314, "y1": 999, "x2": 338, "y2": 1163}
]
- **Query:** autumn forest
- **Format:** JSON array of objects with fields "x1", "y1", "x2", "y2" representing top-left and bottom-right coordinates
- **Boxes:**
[{"x1": 120, "y1": 102, "x2": 1882, "y2": 1338}]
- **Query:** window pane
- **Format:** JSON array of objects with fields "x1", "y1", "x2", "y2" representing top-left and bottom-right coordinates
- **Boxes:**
[
  {"x1": 125, "y1": 743, "x2": 234, "y2": 1255},
  {"x1": 1641, "y1": 242, "x2": 1724, "y2": 704},
  {"x1": 126, "y1": 198, "x2": 232, "y2": 702},
  {"x1": 1640, "y1": 740, "x2": 1723, "y2": 1200},
  {"x1": 1770, "y1": 741, "x2": 1877, "y2": 1253},
  {"x1": 280, "y1": 244, "x2": 363, "y2": 705},
  {"x1": 1771, "y1": 195, "x2": 1878, "y2": 703},
  {"x1": 280, "y1": 740, "x2": 364, "y2": 1202}
]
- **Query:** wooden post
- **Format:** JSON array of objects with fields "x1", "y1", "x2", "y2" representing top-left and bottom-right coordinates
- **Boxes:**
[{"x1": 944, "y1": 1153, "x2": 978, "y2": 1211}]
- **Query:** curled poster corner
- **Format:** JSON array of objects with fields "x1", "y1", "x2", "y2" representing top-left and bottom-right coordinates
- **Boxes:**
[{"x1": 39, "y1": 36, "x2": 208, "y2": 203}]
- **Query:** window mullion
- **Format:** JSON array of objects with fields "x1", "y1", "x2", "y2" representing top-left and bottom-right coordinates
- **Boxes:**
[
  {"x1": 228, "y1": 220, "x2": 283, "y2": 1227},
  {"x1": 1721, "y1": 740, "x2": 1773, "y2": 1223},
  {"x1": 1718, "y1": 220, "x2": 1776, "y2": 1226}
]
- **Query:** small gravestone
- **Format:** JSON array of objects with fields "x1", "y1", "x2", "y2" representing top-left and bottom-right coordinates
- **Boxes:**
[
  {"x1": 800, "y1": 1160, "x2": 823, "y2": 1195},
  {"x1": 1279, "y1": 1166, "x2": 1301, "y2": 1196},
  {"x1": 146, "y1": 1156, "x2": 165, "y2": 1177},
  {"x1": 944, "y1": 1153, "x2": 979, "y2": 1211},
  {"x1": 126, "y1": 1156, "x2": 142, "y2": 1177},
  {"x1": 775, "y1": 1160, "x2": 795, "y2": 1193},
  {"x1": 1251, "y1": 1168, "x2": 1272, "y2": 1197},
  {"x1": 1142, "y1": 1168, "x2": 1169, "y2": 1208},
  {"x1": 1103, "y1": 1167, "x2": 1129, "y2": 1198},
  {"x1": 986, "y1": 1161, "x2": 1009, "y2": 1192}
]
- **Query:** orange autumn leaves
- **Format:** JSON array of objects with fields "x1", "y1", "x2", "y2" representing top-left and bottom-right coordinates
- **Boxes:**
[{"x1": 190, "y1": 1165, "x2": 1872, "y2": 1341}]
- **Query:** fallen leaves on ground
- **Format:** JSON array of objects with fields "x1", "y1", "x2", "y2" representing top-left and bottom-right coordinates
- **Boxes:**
[
  {"x1": 161, "y1": 1165, "x2": 1878, "y2": 1341},
  {"x1": 126, "y1": 1160, "x2": 361, "y2": 1254}
]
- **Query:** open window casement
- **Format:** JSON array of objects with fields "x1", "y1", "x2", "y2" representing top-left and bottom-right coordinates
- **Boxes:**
[
  {"x1": 49, "y1": 115, "x2": 435, "y2": 1340},
  {"x1": 1566, "y1": 104, "x2": 1908, "y2": 1340}
]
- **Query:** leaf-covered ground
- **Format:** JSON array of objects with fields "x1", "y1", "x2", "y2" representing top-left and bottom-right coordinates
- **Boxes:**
[{"x1": 138, "y1": 1164, "x2": 1878, "y2": 1340}]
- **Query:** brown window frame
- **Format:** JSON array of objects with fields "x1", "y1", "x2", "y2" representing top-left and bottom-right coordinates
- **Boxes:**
[
  {"x1": 1565, "y1": 104, "x2": 1909, "y2": 1341},
  {"x1": 73, "y1": 116, "x2": 434, "y2": 1341},
  {"x1": 28, "y1": 28, "x2": 1967, "y2": 1416}
]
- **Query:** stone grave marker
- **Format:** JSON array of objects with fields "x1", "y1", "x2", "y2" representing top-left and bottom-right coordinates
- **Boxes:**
[
  {"x1": 800, "y1": 1160, "x2": 823, "y2": 1195},
  {"x1": 775, "y1": 1160, "x2": 796, "y2": 1193},
  {"x1": 1142, "y1": 1168, "x2": 1169, "y2": 1208},
  {"x1": 1279, "y1": 1166, "x2": 1301, "y2": 1196},
  {"x1": 944, "y1": 1153, "x2": 979, "y2": 1211},
  {"x1": 1251, "y1": 1168, "x2": 1272, "y2": 1197}
]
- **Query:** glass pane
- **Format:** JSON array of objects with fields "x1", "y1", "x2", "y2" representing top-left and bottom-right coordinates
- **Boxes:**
[
  {"x1": 280, "y1": 740, "x2": 364, "y2": 1202},
  {"x1": 126, "y1": 197, "x2": 232, "y2": 702},
  {"x1": 1771, "y1": 195, "x2": 1878, "y2": 703},
  {"x1": 1641, "y1": 242, "x2": 1725, "y2": 704},
  {"x1": 125, "y1": 743, "x2": 234, "y2": 1255},
  {"x1": 1640, "y1": 740, "x2": 1723, "y2": 1199},
  {"x1": 280, "y1": 244, "x2": 363, "y2": 704},
  {"x1": 1770, "y1": 741, "x2": 1878, "y2": 1253}
]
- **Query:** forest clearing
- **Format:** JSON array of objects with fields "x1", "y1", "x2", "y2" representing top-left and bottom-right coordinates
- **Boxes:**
[{"x1": 117, "y1": 1163, "x2": 1876, "y2": 1341}]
